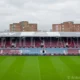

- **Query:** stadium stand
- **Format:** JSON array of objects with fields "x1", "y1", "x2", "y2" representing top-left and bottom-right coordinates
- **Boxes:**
[{"x1": 0, "y1": 32, "x2": 80, "y2": 55}]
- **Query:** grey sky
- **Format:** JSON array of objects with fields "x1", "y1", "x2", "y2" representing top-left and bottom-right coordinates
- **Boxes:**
[{"x1": 0, "y1": 0, "x2": 80, "y2": 31}]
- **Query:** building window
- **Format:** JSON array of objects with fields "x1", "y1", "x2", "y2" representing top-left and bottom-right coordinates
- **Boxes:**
[
  {"x1": 62, "y1": 25, "x2": 64, "y2": 27},
  {"x1": 62, "y1": 25, "x2": 64, "y2": 31},
  {"x1": 56, "y1": 25, "x2": 58, "y2": 31},
  {"x1": 22, "y1": 27, "x2": 24, "y2": 29},
  {"x1": 62, "y1": 28, "x2": 64, "y2": 30},
  {"x1": 62, "y1": 25, "x2": 64, "y2": 28},
  {"x1": 62, "y1": 27, "x2": 64, "y2": 31}
]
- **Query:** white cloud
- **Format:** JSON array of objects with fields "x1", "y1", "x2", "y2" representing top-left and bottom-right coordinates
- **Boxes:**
[{"x1": 0, "y1": 0, "x2": 80, "y2": 31}]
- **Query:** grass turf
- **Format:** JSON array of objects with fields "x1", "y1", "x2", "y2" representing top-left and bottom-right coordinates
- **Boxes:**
[{"x1": 0, "y1": 56, "x2": 80, "y2": 80}]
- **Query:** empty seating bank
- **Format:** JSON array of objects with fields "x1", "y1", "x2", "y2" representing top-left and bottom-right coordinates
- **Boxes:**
[{"x1": 0, "y1": 32, "x2": 80, "y2": 55}]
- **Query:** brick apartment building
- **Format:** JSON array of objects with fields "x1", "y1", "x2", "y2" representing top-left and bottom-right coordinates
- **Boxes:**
[
  {"x1": 52, "y1": 21, "x2": 80, "y2": 32},
  {"x1": 10, "y1": 21, "x2": 37, "y2": 32}
]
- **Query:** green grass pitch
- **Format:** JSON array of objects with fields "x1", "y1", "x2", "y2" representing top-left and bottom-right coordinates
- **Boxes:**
[{"x1": 0, "y1": 56, "x2": 80, "y2": 80}]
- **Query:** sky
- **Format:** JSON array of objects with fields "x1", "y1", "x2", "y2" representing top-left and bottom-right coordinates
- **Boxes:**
[{"x1": 0, "y1": 0, "x2": 80, "y2": 31}]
